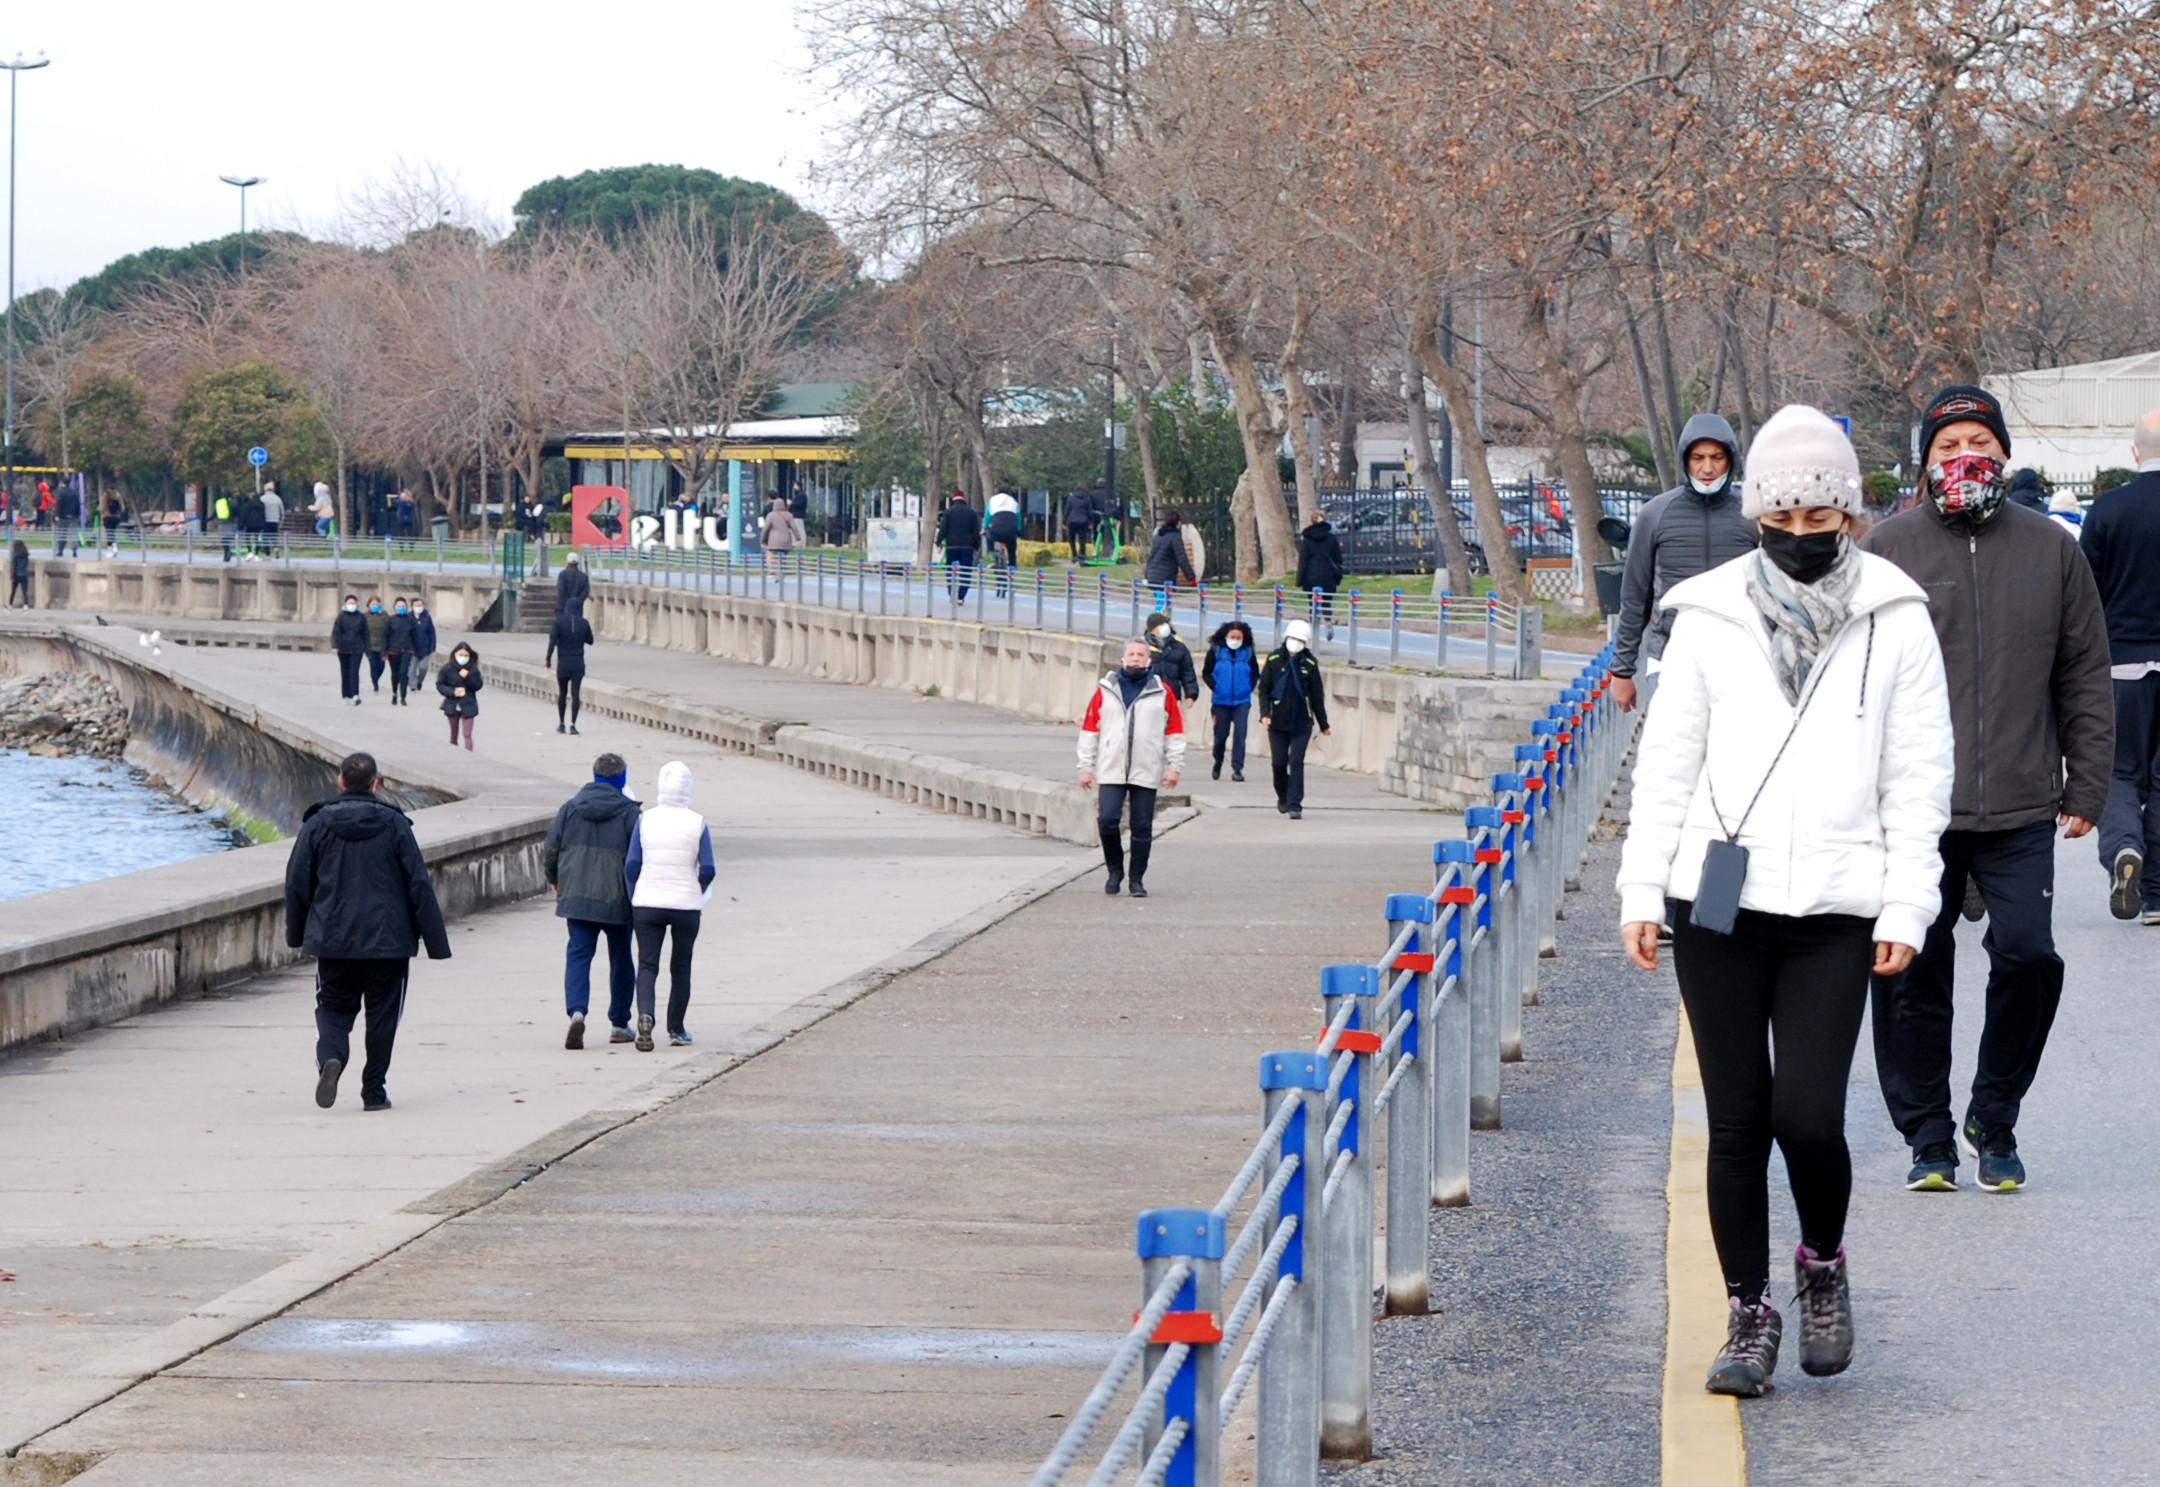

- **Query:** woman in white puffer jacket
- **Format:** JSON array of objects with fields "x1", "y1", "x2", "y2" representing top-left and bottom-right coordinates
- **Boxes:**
[
  {"x1": 624, "y1": 761, "x2": 713, "y2": 1052},
  {"x1": 1619, "y1": 406, "x2": 1953, "y2": 1400}
]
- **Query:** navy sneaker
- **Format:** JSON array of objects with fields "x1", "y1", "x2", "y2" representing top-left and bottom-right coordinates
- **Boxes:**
[
  {"x1": 1961, "y1": 1116, "x2": 2025, "y2": 1192},
  {"x1": 362, "y1": 1093, "x2": 392, "y2": 1112},
  {"x1": 314, "y1": 1058, "x2": 343, "y2": 1110},
  {"x1": 1905, "y1": 1141, "x2": 1958, "y2": 1191}
]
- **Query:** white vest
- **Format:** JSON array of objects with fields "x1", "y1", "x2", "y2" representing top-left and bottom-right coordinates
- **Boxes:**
[{"x1": 632, "y1": 805, "x2": 708, "y2": 910}]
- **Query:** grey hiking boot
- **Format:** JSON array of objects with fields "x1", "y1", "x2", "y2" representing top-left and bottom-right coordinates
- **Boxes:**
[
  {"x1": 1794, "y1": 1245, "x2": 1854, "y2": 1377},
  {"x1": 1706, "y1": 1296, "x2": 1782, "y2": 1397}
]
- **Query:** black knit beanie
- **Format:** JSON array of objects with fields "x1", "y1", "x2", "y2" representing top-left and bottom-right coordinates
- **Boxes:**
[{"x1": 1918, "y1": 385, "x2": 2011, "y2": 467}]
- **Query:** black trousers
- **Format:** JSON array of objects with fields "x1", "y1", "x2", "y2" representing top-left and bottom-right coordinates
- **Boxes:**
[
  {"x1": 389, "y1": 652, "x2": 411, "y2": 703},
  {"x1": 337, "y1": 651, "x2": 362, "y2": 700},
  {"x1": 1269, "y1": 726, "x2": 1311, "y2": 810},
  {"x1": 1099, "y1": 783, "x2": 1157, "y2": 883},
  {"x1": 1067, "y1": 521, "x2": 1092, "y2": 557},
  {"x1": 633, "y1": 906, "x2": 701, "y2": 1035},
  {"x1": 1212, "y1": 703, "x2": 1250, "y2": 771},
  {"x1": 2101, "y1": 673, "x2": 2160, "y2": 909},
  {"x1": 314, "y1": 957, "x2": 409, "y2": 1100},
  {"x1": 557, "y1": 672, "x2": 583, "y2": 725},
  {"x1": 1872, "y1": 821, "x2": 2063, "y2": 1148},
  {"x1": 367, "y1": 650, "x2": 386, "y2": 689},
  {"x1": 1674, "y1": 906, "x2": 1874, "y2": 1302},
  {"x1": 7, "y1": 577, "x2": 29, "y2": 606},
  {"x1": 946, "y1": 547, "x2": 976, "y2": 603}
]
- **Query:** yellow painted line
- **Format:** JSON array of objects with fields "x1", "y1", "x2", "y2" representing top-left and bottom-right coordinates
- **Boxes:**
[{"x1": 1662, "y1": 1003, "x2": 1748, "y2": 1487}]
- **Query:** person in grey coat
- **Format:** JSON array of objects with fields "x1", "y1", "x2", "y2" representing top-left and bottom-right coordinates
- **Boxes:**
[
  {"x1": 1610, "y1": 413, "x2": 1759, "y2": 711},
  {"x1": 545, "y1": 752, "x2": 642, "y2": 1047}
]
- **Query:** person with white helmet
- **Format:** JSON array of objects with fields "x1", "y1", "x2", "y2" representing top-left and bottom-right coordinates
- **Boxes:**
[{"x1": 1258, "y1": 619, "x2": 1331, "y2": 819}]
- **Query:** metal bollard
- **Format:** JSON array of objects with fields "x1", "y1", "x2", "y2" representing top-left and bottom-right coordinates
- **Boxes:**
[
  {"x1": 1346, "y1": 590, "x2": 1359, "y2": 663},
  {"x1": 1257, "y1": 1051, "x2": 1325, "y2": 1487},
  {"x1": 1138, "y1": 1208, "x2": 1223, "y2": 1487},
  {"x1": 1317, "y1": 964, "x2": 1376, "y2": 1460},
  {"x1": 1520, "y1": 737, "x2": 1558, "y2": 973},
  {"x1": 1498, "y1": 768, "x2": 1535, "y2": 1052},
  {"x1": 1131, "y1": 577, "x2": 1143, "y2": 637},
  {"x1": 1484, "y1": 596, "x2": 1498, "y2": 676},
  {"x1": 1429, "y1": 853, "x2": 1476, "y2": 1204},
  {"x1": 1381, "y1": 895, "x2": 1434, "y2": 1314},
  {"x1": 1463, "y1": 806, "x2": 1509, "y2": 1116},
  {"x1": 1389, "y1": 589, "x2": 1402, "y2": 666},
  {"x1": 1098, "y1": 574, "x2": 1108, "y2": 636}
]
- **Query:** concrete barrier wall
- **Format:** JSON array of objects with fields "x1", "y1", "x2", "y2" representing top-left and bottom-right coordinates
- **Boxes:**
[
  {"x1": 30, "y1": 557, "x2": 501, "y2": 633},
  {"x1": 0, "y1": 624, "x2": 555, "y2": 1053}
]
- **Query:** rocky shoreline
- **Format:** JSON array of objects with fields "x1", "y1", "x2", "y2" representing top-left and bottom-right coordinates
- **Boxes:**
[{"x1": 0, "y1": 671, "x2": 131, "y2": 759}]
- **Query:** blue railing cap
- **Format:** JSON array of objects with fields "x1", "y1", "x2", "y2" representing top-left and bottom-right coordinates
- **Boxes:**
[
  {"x1": 1436, "y1": 839, "x2": 1479, "y2": 862},
  {"x1": 1137, "y1": 1208, "x2": 1225, "y2": 1260},
  {"x1": 1259, "y1": 1050, "x2": 1327, "y2": 1090},
  {"x1": 1320, "y1": 963, "x2": 1380, "y2": 998},
  {"x1": 1491, "y1": 773, "x2": 1527, "y2": 792},
  {"x1": 1531, "y1": 719, "x2": 1562, "y2": 735},
  {"x1": 1466, "y1": 805, "x2": 1506, "y2": 827},
  {"x1": 1385, "y1": 892, "x2": 1436, "y2": 923},
  {"x1": 1516, "y1": 743, "x2": 1545, "y2": 761}
]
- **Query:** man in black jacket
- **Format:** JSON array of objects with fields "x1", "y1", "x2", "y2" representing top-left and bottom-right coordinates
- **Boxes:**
[
  {"x1": 545, "y1": 753, "x2": 641, "y2": 1047},
  {"x1": 1862, "y1": 384, "x2": 2114, "y2": 1194},
  {"x1": 286, "y1": 753, "x2": 453, "y2": 1111},
  {"x1": 1063, "y1": 487, "x2": 1096, "y2": 559},
  {"x1": 1144, "y1": 610, "x2": 1199, "y2": 705},
  {"x1": 331, "y1": 595, "x2": 368, "y2": 706},
  {"x1": 1610, "y1": 414, "x2": 1757, "y2": 711},
  {"x1": 1295, "y1": 517, "x2": 1345, "y2": 639},
  {"x1": 2080, "y1": 408, "x2": 2160, "y2": 923},
  {"x1": 937, "y1": 492, "x2": 981, "y2": 605},
  {"x1": 1258, "y1": 619, "x2": 1332, "y2": 819},
  {"x1": 555, "y1": 549, "x2": 590, "y2": 615}
]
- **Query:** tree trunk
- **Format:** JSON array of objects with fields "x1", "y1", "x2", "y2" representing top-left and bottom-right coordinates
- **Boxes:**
[
  {"x1": 918, "y1": 393, "x2": 945, "y2": 566},
  {"x1": 1134, "y1": 382, "x2": 1163, "y2": 529},
  {"x1": 1520, "y1": 283, "x2": 1613, "y2": 569},
  {"x1": 1277, "y1": 294, "x2": 1321, "y2": 529},
  {"x1": 1229, "y1": 468, "x2": 1259, "y2": 584},
  {"x1": 1333, "y1": 364, "x2": 1360, "y2": 488},
  {"x1": 1411, "y1": 302, "x2": 1528, "y2": 606},
  {"x1": 1187, "y1": 330, "x2": 1211, "y2": 410},
  {"x1": 1644, "y1": 235, "x2": 1687, "y2": 453},
  {"x1": 1610, "y1": 258, "x2": 1676, "y2": 489},
  {"x1": 1403, "y1": 343, "x2": 1473, "y2": 595},
  {"x1": 1203, "y1": 307, "x2": 1297, "y2": 577}
]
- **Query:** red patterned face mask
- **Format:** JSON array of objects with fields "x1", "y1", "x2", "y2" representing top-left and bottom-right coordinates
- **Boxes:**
[{"x1": 1928, "y1": 453, "x2": 2007, "y2": 519}]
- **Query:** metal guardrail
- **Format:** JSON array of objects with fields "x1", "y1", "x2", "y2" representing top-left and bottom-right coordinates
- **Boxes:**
[
  {"x1": 9, "y1": 523, "x2": 508, "y2": 575},
  {"x1": 585, "y1": 545, "x2": 1547, "y2": 680},
  {"x1": 1030, "y1": 646, "x2": 1630, "y2": 1487}
]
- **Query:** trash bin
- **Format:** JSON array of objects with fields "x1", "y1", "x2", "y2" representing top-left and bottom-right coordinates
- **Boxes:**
[
  {"x1": 432, "y1": 516, "x2": 451, "y2": 544},
  {"x1": 1593, "y1": 561, "x2": 1626, "y2": 617}
]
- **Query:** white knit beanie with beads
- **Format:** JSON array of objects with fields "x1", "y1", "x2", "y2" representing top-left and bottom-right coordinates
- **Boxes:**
[{"x1": 1740, "y1": 405, "x2": 1864, "y2": 520}]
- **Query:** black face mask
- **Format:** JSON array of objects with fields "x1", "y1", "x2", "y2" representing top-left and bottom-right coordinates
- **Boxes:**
[{"x1": 1758, "y1": 526, "x2": 1843, "y2": 585}]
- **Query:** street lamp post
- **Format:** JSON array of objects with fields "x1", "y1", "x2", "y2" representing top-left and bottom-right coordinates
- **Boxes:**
[
  {"x1": 3, "y1": 51, "x2": 49, "y2": 534},
  {"x1": 219, "y1": 173, "x2": 265, "y2": 281}
]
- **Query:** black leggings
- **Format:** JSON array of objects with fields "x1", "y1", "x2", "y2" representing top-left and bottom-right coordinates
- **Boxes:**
[
  {"x1": 1099, "y1": 784, "x2": 1157, "y2": 883},
  {"x1": 1672, "y1": 904, "x2": 1875, "y2": 1303},
  {"x1": 633, "y1": 905, "x2": 701, "y2": 1035},
  {"x1": 8, "y1": 577, "x2": 29, "y2": 607},
  {"x1": 557, "y1": 673, "x2": 583, "y2": 726}
]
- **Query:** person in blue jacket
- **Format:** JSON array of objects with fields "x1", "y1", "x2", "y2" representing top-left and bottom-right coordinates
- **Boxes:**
[{"x1": 1201, "y1": 618, "x2": 1260, "y2": 782}]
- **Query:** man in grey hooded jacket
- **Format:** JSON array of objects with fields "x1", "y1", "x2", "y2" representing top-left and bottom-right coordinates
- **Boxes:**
[{"x1": 1611, "y1": 414, "x2": 1759, "y2": 711}]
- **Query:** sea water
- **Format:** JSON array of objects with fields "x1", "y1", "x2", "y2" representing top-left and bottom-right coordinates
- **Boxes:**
[{"x1": 0, "y1": 750, "x2": 239, "y2": 902}]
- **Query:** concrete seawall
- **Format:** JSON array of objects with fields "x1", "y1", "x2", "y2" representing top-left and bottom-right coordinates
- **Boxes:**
[{"x1": 0, "y1": 620, "x2": 557, "y2": 1054}]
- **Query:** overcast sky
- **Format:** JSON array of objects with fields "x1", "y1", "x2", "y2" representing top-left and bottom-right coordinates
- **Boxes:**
[{"x1": 6, "y1": 0, "x2": 833, "y2": 291}]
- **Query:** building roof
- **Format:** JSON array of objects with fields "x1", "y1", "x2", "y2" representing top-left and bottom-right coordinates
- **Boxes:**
[
  {"x1": 1986, "y1": 351, "x2": 2160, "y2": 430},
  {"x1": 764, "y1": 382, "x2": 853, "y2": 417}
]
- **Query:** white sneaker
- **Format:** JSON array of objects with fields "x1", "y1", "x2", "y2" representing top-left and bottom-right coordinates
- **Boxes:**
[{"x1": 2144, "y1": 911, "x2": 2160, "y2": 927}]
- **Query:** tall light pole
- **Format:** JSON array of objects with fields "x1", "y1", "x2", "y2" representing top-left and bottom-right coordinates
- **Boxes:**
[
  {"x1": 218, "y1": 173, "x2": 264, "y2": 281},
  {"x1": 4, "y1": 51, "x2": 49, "y2": 531}
]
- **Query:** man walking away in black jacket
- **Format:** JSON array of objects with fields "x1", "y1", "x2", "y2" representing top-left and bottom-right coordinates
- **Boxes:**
[
  {"x1": 1063, "y1": 487, "x2": 1096, "y2": 560},
  {"x1": 1295, "y1": 518, "x2": 1345, "y2": 639},
  {"x1": 1145, "y1": 510, "x2": 1197, "y2": 595},
  {"x1": 546, "y1": 606, "x2": 596, "y2": 734},
  {"x1": 2081, "y1": 407, "x2": 2160, "y2": 924},
  {"x1": 1259, "y1": 619, "x2": 1332, "y2": 818},
  {"x1": 1862, "y1": 384, "x2": 2114, "y2": 1194},
  {"x1": 1610, "y1": 413, "x2": 1757, "y2": 711},
  {"x1": 546, "y1": 753, "x2": 641, "y2": 1046},
  {"x1": 556, "y1": 549, "x2": 590, "y2": 615},
  {"x1": 286, "y1": 752, "x2": 452, "y2": 1111},
  {"x1": 937, "y1": 492, "x2": 981, "y2": 606}
]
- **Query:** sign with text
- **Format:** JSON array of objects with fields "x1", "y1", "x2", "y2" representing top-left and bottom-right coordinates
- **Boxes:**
[{"x1": 864, "y1": 518, "x2": 921, "y2": 565}]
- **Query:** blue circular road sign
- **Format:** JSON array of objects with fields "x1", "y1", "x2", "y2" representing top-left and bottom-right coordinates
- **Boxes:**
[{"x1": 247, "y1": 446, "x2": 268, "y2": 466}]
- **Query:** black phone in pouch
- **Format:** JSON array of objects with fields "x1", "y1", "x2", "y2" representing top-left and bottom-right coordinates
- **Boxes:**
[{"x1": 1691, "y1": 839, "x2": 1749, "y2": 935}]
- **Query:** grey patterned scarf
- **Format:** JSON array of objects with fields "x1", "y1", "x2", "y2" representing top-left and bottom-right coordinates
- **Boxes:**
[{"x1": 1744, "y1": 537, "x2": 1861, "y2": 706}]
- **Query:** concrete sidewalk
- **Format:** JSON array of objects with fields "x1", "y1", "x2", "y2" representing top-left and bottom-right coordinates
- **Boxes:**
[{"x1": 20, "y1": 760, "x2": 1463, "y2": 1483}]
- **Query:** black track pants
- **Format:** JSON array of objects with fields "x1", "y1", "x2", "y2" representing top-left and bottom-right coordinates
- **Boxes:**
[
  {"x1": 314, "y1": 957, "x2": 410, "y2": 1100},
  {"x1": 1099, "y1": 784, "x2": 1157, "y2": 883}
]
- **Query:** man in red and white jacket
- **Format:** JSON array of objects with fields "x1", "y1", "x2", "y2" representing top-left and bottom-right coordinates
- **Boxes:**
[{"x1": 1079, "y1": 639, "x2": 1187, "y2": 898}]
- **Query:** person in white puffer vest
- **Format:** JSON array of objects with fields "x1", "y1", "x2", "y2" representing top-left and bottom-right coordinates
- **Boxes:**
[
  {"x1": 623, "y1": 761, "x2": 714, "y2": 1051},
  {"x1": 1617, "y1": 404, "x2": 1954, "y2": 1399}
]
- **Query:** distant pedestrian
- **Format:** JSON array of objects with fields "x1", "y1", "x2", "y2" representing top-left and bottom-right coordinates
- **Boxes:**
[
  {"x1": 555, "y1": 549, "x2": 589, "y2": 614},
  {"x1": 2047, "y1": 491, "x2": 2084, "y2": 538},
  {"x1": 436, "y1": 643, "x2": 483, "y2": 750},
  {"x1": 760, "y1": 495, "x2": 797, "y2": 573},
  {"x1": 52, "y1": 481, "x2": 81, "y2": 557},
  {"x1": 214, "y1": 491, "x2": 236, "y2": 562},
  {"x1": 285, "y1": 750, "x2": 452, "y2": 1112},
  {"x1": 2007, "y1": 467, "x2": 2047, "y2": 513},
  {"x1": 7, "y1": 539, "x2": 29, "y2": 608},
  {"x1": 546, "y1": 605, "x2": 595, "y2": 734},
  {"x1": 363, "y1": 598, "x2": 390, "y2": 692},
  {"x1": 937, "y1": 491, "x2": 980, "y2": 604},
  {"x1": 546, "y1": 752, "x2": 641, "y2": 1048},
  {"x1": 1295, "y1": 516, "x2": 1345, "y2": 639},
  {"x1": 1863, "y1": 384, "x2": 2112, "y2": 1195},
  {"x1": 1201, "y1": 618, "x2": 1259, "y2": 782},
  {"x1": 625, "y1": 760, "x2": 713, "y2": 1050},
  {"x1": 383, "y1": 598, "x2": 418, "y2": 706},
  {"x1": 236, "y1": 489, "x2": 266, "y2": 561},
  {"x1": 1610, "y1": 414, "x2": 1758, "y2": 713},
  {"x1": 1258, "y1": 619, "x2": 1330, "y2": 819},
  {"x1": 1063, "y1": 486, "x2": 1096, "y2": 559},
  {"x1": 331, "y1": 594, "x2": 367, "y2": 705},
  {"x1": 2081, "y1": 407, "x2": 2160, "y2": 925},
  {"x1": 260, "y1": 481, "x2": 285, "y2": 541},
  {"x1": 409, "y1": 598, "x2": 438, "y2": 693},
  {"x1": 1145, "y1": 509, "x2": 1196, "y2": 595},
  {"x1": 987, "y1": 490, "x2": 1021, "y2": 587},
  {"x1": 311, "y1": 481, "x2": 336, "y2": 538},
  {"x1": 1618, "y1": 403, "x2": 1953, "y2": 1398},
  {"x1": 1078, "y1": 638, "x2": 1186, "y2": 898},
  {"x1": 1144, "y1": 610, "x2": 1198, "y2": 709}
]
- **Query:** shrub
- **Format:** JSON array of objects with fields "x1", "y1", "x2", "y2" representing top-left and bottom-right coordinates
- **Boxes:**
[
  {"x1": 1862, "y1": 471, "x2": 1903, "y2": 509},
  {"x1": 2094, "y1": 467, "x2": 2137, "y2": 496}
]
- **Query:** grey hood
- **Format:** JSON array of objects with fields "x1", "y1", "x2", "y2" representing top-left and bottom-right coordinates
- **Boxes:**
[{"x1": 1676, "y1": 413, "x2": 1739, "y2": 499}]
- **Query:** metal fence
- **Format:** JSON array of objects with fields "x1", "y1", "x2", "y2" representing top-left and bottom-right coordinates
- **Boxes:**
[
  {"x1": 585, "y1": 546, "x2": 1551, "y2": 680},
  {"x1": 8, "y1": 522, "x2": 512, "y2": 576},
  {"x1": 1030, "y1": 647, "x2": 1629, "y2": 1487}
]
